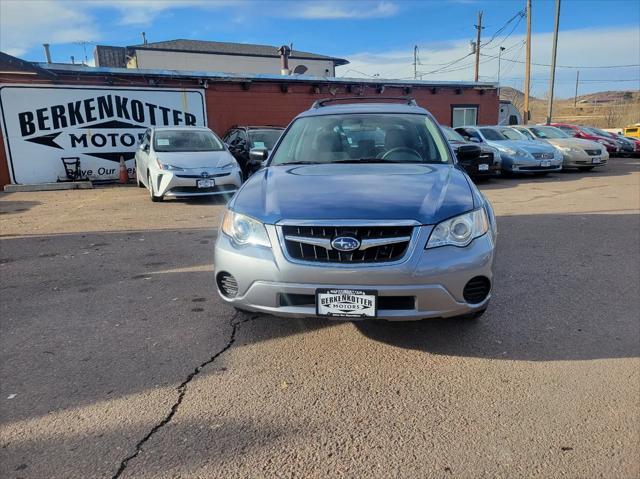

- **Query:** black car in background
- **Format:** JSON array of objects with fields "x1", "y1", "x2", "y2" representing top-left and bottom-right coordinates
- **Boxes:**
[
  {"x1": 441, "y1": 126, "x2": 502, "y2": 178},
  {"x1": 222, "y1": 126, "x2": 284, "y2": 178}
]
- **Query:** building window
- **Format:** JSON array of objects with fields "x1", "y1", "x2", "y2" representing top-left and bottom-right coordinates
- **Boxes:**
[{"x1": 452, "y1": 106, "x2": 478, "y2": 128}]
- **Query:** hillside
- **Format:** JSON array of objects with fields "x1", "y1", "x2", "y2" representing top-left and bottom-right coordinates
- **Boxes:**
[{"x1": 499, "y1": 87, "x2": 640, "y2": 128}]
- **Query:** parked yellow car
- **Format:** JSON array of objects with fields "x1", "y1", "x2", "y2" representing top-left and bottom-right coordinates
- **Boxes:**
[{"x1": 623, "y1": 124, "x2": 640, "y2": 138}]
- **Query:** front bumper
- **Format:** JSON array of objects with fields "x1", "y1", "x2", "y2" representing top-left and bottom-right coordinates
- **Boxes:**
[
  {"x1": 154, "y1": 168, "x2": 243, "y2": 197},
  {"x1": 214, "y1": 223, "x2": 496, "y2": 321},
  {"x1": 501, "y1": 154, "x2": 563, "y2": 173},
  {"x1": 561, "y1": 149, "x2": 609, "y2": 168}
]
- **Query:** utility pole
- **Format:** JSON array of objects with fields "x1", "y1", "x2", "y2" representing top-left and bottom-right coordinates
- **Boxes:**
[
  {"x1": 414, "y1": 45, "x2": 418, "y2": 80},
  {"x1": 574, "y1": 70, "x2": 580, "y2": 108},
  {"x1": 474, "y1": 11, "x2": 483, "y2": 82},
  {"x1": 497, "y1": 46, "x2": 506, "y2": 97},
  {"x1": 546, "y1": 0, "x2": 561, "y2": 125},
  {"x1": 523, "y1": 0, "x2": 532, "y2": 124}
]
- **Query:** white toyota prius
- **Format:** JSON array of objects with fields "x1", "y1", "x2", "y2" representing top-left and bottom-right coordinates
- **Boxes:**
[{"x1": 135, "y1": 126, "x2": 242, "y2": 202}]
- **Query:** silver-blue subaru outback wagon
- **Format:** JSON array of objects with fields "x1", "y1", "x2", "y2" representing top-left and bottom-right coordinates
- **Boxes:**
[{"x1": 214, "y1": 98, "x2": 497, "y2": 321}]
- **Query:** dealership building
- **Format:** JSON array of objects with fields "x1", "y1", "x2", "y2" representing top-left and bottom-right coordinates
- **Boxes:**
[{"x1": 0, "y1": 50, "x2": 498, "y2": 186}]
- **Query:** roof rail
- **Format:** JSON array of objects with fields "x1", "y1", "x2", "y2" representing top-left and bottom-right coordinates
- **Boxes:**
[{"x1": 311, "y1": 96, "x2": 418, "y2": 109}]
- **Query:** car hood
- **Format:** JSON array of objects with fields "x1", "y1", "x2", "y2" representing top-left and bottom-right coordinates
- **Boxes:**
[
  {"x1": 231, "y1": 163, "x2": 476, "y2": 225},
  {"x1": 487, "y1": 139, "x2": 555, "y2": 153},
  {"x1": 153, "y1": 150, "x2": 234, "y2": 169},
  {"x1": 543, "y1": 138, "x2": 604, "y2": 149}
]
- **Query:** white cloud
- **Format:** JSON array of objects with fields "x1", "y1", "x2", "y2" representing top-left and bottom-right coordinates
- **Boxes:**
[
  {"x1": 337, "y1": 26, "x2": 640, "y2": 97},
  {"x1": 290, "y1": 1, "x2": 398, "y2": 19},
  {"x1": 0, "y1": 0, "x2": 99, "y2": 59}
]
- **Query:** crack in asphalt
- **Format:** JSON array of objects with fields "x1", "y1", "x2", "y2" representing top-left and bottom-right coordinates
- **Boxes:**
[{"x1": 111, "y1": 312, "x2": 259, "y2": 479}]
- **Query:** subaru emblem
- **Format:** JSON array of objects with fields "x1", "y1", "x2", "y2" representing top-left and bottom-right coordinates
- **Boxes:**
[
  {"x1": 331, "y1": 236, "x2": 361, "y2": 252},
  {"x1": 201, "y1": 172, "x2": 209, "y2": 178}
]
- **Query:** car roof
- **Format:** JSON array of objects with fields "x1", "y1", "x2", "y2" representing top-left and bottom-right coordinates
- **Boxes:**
[
  {"x1": 297, "y1": 101, "x2": 431, "y2": 118},
  {"x1": 151, "y1": 126, "x2": 211, "y2": 132}
]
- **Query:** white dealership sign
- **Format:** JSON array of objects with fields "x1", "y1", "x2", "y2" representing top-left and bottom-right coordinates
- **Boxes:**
[{"x1": 0, "y1": 85, "x2": 206, "y2": 184}]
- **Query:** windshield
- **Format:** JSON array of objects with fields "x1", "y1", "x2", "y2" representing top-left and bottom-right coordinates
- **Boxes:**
[
  {"x1": 153, "y1": 129, "x2": 224, "y2": 152},
  {"x1": 515, "y1": 128, "x2": 535, "y2": 140},
  {"x1": 479, "y1": 128, "x2": 508, "y2": 141},
  {"x1": 249, "y1": 129, "x2": 283, "y2": 150},
  {"x1": 442, "y1": 126, "x2": 466, "y2": 142},
  {"x1": 269, "y1": 113, "x2": 452, "y2": 165},
  {"x1": 586, "y1": 127, "x2": 610, "y2": 137},
  {"x1": 529, "y1": 126, "x2": 569, "y2": 139},
  {"x1": 500, "y1": 128, "x2": 526, "y2": 140}
]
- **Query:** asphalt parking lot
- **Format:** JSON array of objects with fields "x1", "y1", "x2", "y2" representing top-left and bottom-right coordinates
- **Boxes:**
[{"x1": 1, "y1": 159, "x2": 639, "y2": 478}]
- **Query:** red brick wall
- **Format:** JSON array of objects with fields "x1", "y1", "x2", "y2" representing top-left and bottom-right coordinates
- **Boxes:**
[
  {"x1": 204, "y1": 82, "x2": 498, "y2": 136},
  {"x1": 0, "y1": 72, "x2": 498, "y2": 186}
]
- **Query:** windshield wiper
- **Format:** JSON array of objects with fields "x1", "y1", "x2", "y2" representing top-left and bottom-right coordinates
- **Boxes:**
[
  {"x1": 334, "y1": 158, "x2": 423, "y2": 164},
  {"x1": 278, "y1": 161, "x2": 323, "y2": 165}
]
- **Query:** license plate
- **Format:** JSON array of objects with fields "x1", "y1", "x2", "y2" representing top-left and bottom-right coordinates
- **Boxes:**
[
  {"x1": 540, "y1": 160, "x2": 551, "y2": 167},
  {"x1": 478, "y1": 164, "x2": 489, "y2": 171},
  {"x1": 196, "y1": 179, "x2": 215, "y2": 188},
  {"x1": 592, "y1": 157, "x2": 601, "y2": 164},
  {"x1": 316, "y1": 289, "x2": 377, "y2": 318}
]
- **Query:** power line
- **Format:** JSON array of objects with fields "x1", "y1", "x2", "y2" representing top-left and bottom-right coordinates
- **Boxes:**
[{"x1": 480, "y1": 52, "x2": 640, "y2": 69}]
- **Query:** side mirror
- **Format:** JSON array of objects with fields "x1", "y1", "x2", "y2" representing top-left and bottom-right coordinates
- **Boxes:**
[
  {"x1": 142, "y1": 143, "x2": 150, "y2": 153},
  {"x1": 469, "y1": 137, "x2": 481, "y2": 143},
  {"x1": 249, "y1": 147, "x2": 268, "y2": 162},
  {"x1": 457, "y1": 144, "x2": 482, "y2": 161}
]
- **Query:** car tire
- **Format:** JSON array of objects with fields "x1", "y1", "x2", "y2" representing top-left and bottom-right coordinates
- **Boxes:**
[
  {"x1": 136, "y1": 168, "x2": 144, "y2": 188},
  {"x1": 148, "y1": 174, "x2": 163, "y2": 202},
  {"x1": 578, "y1": 166, "x2": 594, "y2": 171}
]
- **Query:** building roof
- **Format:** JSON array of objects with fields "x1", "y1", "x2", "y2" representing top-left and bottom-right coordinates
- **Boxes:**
[
  {"x1": 128, "y1": 39, "x2": 349, "y2": 66},
  {"x1": 35, "y1": 62, "x2": 498, "y2": 89},
  {"x1": 0, "y1": 51, "x2": 56, "y2": 78}
]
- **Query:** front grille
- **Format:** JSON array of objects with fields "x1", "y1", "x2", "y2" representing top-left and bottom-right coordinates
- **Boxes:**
[
  {"x1": 478, "y1": 151, "x2": 495, "y2": 164},
  {"x1": 463, "y1": 276, "x2": 491, "y2": 303},
  {"x1": 278, "y1": 293, "x2": 415, "y2": 311},
  {"x1": 584, "y1": 149, "x2": 602, "y2": 156},
  {"x1": 175, "y1": 172, "x2": 231, "y2": 179},
  {"x1": 532, "y1": 152, "x2": 554, "y2": 160},
  {"x1": 169, "y1": 185, "x2": 237, "y2": 194},
  {"x1": 282, "y1": 225, "x2": 413, "y2": 263},
  {"x1": 519, "y1": 165, "x2": 558, "y2": 171}
]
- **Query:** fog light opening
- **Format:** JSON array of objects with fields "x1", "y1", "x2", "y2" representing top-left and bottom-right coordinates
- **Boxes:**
[
  {"x1": 463, "y1": 276, "x2": 491, "y2": 304},
  {"x1": 216, "y1": 272, "x2": 238, "y2": 298}
]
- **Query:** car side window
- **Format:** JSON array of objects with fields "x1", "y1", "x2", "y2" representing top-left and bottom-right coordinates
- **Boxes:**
[
  {"x1": 225, "y1": 131, "x2": 238, "y2": 146},
  {"x1": 235, "y1": 130, "x2": 248, "y2": 149}
]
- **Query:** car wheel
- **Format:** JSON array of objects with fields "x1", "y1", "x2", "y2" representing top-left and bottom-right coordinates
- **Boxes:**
[
  {"x1": 136, "y1": 168, "x2": 144, "y2": 188},
  {"x1": 578, "y1": 166, "x2": 594, "y2": 171},
  {"x1": 148, "y1": 174, "x2": 163, "y2": 202}
]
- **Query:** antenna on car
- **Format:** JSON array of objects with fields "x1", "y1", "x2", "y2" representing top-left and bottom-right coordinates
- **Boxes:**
[{"x1": 311, "y1": 97, "x2": 418, "y2": 109}]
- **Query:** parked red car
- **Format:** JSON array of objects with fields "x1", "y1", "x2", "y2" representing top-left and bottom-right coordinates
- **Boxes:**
[{"x1": 550, "y1": 123, "x2": 620, "y2": 154}]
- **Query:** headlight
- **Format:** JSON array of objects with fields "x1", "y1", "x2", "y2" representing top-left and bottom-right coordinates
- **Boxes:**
[
  {"x1": 515, "y1": 149, "x2": 529, "y2": 157},
  {"x1": 156, "y1": 159, "x2": 184, "y2": 171},
  {"x1": 426, "y1": 208, "x2": 489, "y2": 249},
  {"x1": 498, "y1": 146, "x2": 517, "y2": 156},
  {"x1": 221, "y1": 210, "x2": 271, "y2": 247},
  {"x1": 217, "y1": 159, "x2": 236, "y2": 170}
]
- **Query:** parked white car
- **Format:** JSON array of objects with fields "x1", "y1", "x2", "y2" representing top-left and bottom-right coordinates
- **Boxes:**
[{"x1": 135, "y1": 126, "x2": 242, "y2": 202}]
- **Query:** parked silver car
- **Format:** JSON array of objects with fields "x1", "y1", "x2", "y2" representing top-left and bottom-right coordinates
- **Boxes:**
[
  {"x1": 135, "y1": 126, "x2": 242, "y2": 202},
  {"x1": 510, "y1": 125, "x2": 609, "y2": 170},
  {"x1": 455, "y1": 125, "x2": 562, "y2": 175},
  {"x1": 214, "y1": 99, "x2": 497, "y2": 321}
]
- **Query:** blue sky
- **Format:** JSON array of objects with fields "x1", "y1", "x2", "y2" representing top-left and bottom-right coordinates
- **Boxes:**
[{"x1": 1, "y1": 0, "x2": 639, "y2": 97}]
